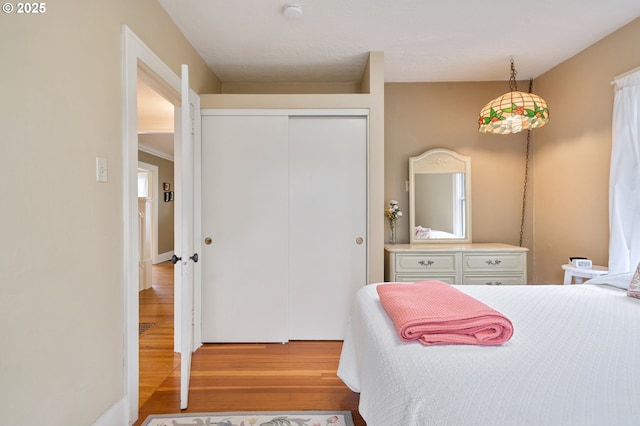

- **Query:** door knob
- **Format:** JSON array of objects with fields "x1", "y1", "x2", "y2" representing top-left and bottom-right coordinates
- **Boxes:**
[{"x1": 172, "y1": 253, "x2": 198, "y2": 264}]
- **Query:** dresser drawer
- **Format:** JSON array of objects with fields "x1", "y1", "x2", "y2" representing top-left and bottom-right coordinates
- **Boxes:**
[
  {"x1": 462, "y1": 275, "x2": 526, "y2": 285},
  {"x1": 395, "y1": 253, "x2": 457, "y2": 274},
  {"x1": 462, "y1": 253, "x2": 524, "y2": 273},
  {"x1": 385, "y1": 244, "x2": 527, "y2": 285},
  {"x1": 394, "y1": 274, "x2": 457, "y2": 284}
]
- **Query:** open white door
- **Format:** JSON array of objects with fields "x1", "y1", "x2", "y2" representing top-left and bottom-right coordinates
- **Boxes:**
[
  {"x1": 123, "y1": 27, "x2": 203, "y2": 422},
  {"x1": 175, "y1": 64, "x2": 198, "y2": 410}
]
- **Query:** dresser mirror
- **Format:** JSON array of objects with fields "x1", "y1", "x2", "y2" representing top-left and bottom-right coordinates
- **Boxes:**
[{"x1": 409, "y1": 148, "x2": 472, "y2": 243}]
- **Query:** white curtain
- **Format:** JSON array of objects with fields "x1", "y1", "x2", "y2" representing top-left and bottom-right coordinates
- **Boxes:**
[{"x1": 609, "y1": 69, "x2": 640, "y2": 274}]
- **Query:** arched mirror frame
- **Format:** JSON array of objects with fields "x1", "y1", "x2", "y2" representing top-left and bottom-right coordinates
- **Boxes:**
[{"x1": 409, "y1": 148, "x2": 472, "y2": 244}]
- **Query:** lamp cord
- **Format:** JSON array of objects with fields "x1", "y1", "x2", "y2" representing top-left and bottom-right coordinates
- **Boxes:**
[
  {"x1": 519, "y1": 78, "x2": 533, "y2": 247},
  {"x1": 509, "y1": 58, "x2": 518, "y2": 92}
]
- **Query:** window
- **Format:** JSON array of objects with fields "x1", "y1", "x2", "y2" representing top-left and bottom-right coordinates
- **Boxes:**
[
  {"x1": 137, "y1": 170, "x2": 150, "y2": 198},
  {"x1": 609, "y1": 69, "x2": 640, "y2": 273}
]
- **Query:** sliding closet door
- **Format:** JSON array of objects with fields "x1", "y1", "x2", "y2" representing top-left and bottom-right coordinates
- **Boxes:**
[
  {"x1": 200, "y1": 115, "x2": 289, "y2": 342},
  {"x1": 288, "y1": 116, "x2": 367, "y2": 340}
]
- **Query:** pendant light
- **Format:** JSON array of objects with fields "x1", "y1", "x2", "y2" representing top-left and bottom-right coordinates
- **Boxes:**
[{"x1": 478, "y1": 59, "x2": 549, "y2": 134}]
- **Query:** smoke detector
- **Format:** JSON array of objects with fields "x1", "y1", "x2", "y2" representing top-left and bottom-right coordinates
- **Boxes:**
[{"x1": 283, "y1": 4, "x2": 303, "y2": 19}]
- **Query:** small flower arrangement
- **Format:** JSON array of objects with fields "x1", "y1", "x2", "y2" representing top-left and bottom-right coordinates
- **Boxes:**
[
  {"x1": 385, "y1": 200, "x2": 402, "y2": 244},
  {"x1": 385, "y1": 200, "x2": 403, "y2": 222}
]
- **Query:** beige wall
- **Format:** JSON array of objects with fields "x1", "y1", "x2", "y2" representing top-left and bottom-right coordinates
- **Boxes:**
[
  {"x1": 533, "y1": 17, "x2": 640, "y2": 283},
  {"x1": 384, "y1": 82, "x2": 534, "y2": 259},
  {"x1": 138, "y1": 148, "x2": 175, "y2": 255},
  {"x1": 385, "y1": 18, "x2": 640, "y2": 284},
  {"x1": 221, "y1": 81, "x2": 362, "y2": 94},
  {"x1": 0, "y1": 1, "x2": 218, "y2": 425}
]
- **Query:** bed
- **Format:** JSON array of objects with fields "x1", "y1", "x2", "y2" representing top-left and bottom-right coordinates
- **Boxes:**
[
  {"x1": 337, "y1": 277, "x2": 640, "y2": 425},
  {"x1": 414, "y1": 226, "x2": 460, "y2": 240}
]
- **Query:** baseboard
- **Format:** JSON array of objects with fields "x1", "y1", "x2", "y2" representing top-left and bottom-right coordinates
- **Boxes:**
[
  {"x1": 155, "y1": 251, "x2": 174, "y2": 264},
  {"x1": 92, "y1": 397, "x2": 128, "y2": 426}
]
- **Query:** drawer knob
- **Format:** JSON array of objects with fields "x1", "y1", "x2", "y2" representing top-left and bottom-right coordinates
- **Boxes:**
[
  {"x1": 486, "y1": 259, "x2": 502, "y2": 266},
  {"x1": 418, "y1": 260, "x2": 435, "y2": 266}
]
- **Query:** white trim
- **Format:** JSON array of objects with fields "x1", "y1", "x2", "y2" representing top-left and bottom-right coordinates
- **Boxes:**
[
  {"x1": 122, "y1": 25, "x2": 182, "y2": 425},
  {"x1": 138, "y1": 143, "x2": 175, "y2": 162},
  {"x1": 201, "y1": 108, "x2": 369, "y2": 117},
  {"x1": 191, "y1": 90, "x2": 203, "y2": 351},
  {"x1": 173, "y1": 102, "x2": 183, "y2": 353},
  {"x1": 365, "y1": 114, "x2": 371, "y2": 286},
  {"x1": 91, "y1": 397, "x2": 127, "y2": 426}
]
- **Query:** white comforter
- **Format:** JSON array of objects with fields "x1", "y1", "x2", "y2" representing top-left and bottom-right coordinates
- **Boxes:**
[{"x1": 337, "y1": 283, "x2": 640, "y2": 426}]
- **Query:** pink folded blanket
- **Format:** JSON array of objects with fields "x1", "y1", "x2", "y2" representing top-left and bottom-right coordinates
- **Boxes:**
[{"x1": 377, "y1": 281, "x2": 514, "y2": 346}]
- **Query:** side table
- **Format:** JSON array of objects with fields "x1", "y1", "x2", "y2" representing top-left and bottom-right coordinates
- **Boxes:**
[{"x1": 562, "y1": 264, "x2": 608, "y2": 285}]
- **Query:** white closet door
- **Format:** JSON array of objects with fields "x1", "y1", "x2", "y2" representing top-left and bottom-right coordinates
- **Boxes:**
[
  {"x1": 201, "y1": 115, "x2": 289, "y2": 342},
  {"x1": 288, "y1": 116, "x2": 367, "y2": 340}
]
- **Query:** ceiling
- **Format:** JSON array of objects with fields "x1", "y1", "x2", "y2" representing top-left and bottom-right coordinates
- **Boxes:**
[
  {"x1": 137, "y1": 80, "x2": 174, "y2": 134},
  {"x1": 137, "y1": 80, "x2": 175, "y2": 158},
  {"x1": 140, "y1": 1, "x2": 640, "y2": 156},
  {"x1": 158, "y1": 0, "x2": 640, "y2": 83}
]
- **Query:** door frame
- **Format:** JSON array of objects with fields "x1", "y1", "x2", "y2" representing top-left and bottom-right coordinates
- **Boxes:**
[
  {"x1": 137, "y1": 161, "x2": 159, "y2": 265},
  {"x1": 122, "y1": 25, "x2": 201, "y2": 423}
]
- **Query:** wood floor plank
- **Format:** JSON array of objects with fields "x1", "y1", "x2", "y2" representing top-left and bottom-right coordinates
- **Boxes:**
[
  {"x1": 136, "y1": 262, "x2": 365, "y2": 426},
  {"x1": 138, "y1": 262, "x2": 180, "y2": 408}
]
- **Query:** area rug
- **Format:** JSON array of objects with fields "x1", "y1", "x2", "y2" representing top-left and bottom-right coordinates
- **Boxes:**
[{"x1": 141, "y1": 411, "x2": 354, "y2": 426}]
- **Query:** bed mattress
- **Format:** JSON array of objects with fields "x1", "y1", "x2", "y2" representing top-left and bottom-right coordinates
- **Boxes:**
[{"x1": 337, "y1": 283, "x2": 640, "y2": 426}]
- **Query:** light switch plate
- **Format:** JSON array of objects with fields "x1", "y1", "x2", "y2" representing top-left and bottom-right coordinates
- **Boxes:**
[{"x1": 96, "y1": 157, "x2": 108, "y2": 182}]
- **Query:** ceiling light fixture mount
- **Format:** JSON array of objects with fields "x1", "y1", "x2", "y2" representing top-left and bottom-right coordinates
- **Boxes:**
[
  {"x1": 478, "y1": 58, "x2": 549, "y2": 134},
  {"x1": 282, "y1": 4, "x2": 303, "y2": 19}
]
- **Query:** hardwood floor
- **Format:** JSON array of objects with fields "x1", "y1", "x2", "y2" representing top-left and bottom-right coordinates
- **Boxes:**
[
  {"x1": 136, "y1": 262, "x2": 365, "y2": 426},
  {"x1": 138, "y1": 262, "x2": 180, "y2": 408}
]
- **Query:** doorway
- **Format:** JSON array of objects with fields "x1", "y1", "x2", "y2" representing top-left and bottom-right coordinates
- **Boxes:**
[
  {"x1": 136, "y1": 78, "x2": 177, "y2": 407},
  {"x1": 123, "y1": 25, "x2": 187, "y2": 423},
  {"x1": 124, "y1": 25, "x2": 206, "y2": 419}
]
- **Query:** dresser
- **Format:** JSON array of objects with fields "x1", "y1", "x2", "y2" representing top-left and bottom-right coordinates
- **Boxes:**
[{"x1": 385, "y1": 243, "x2": 528, "y2": 285}]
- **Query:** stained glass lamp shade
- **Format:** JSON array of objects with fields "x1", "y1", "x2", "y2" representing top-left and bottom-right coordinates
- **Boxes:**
[{"x1": 478, "y1": 60, "x2": 549, "y2": 134}]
